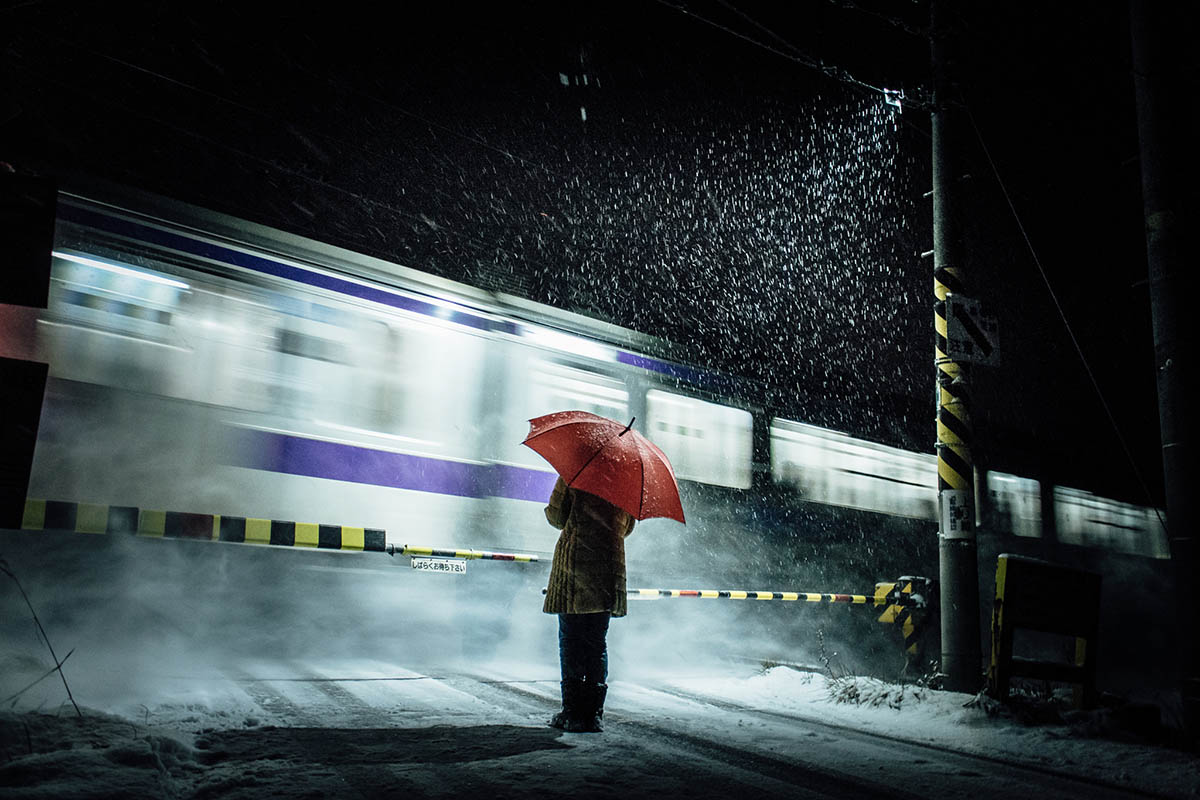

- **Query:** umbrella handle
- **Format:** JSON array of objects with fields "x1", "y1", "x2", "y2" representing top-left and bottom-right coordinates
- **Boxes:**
[{"x1": 619, "y1": 416, "x2": 636, "y2": 437}]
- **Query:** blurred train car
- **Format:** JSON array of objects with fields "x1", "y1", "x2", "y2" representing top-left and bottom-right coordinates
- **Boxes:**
[
  {"x1": 1, "y1": 186, "x2": 1171, "y2": 677},
  {"x1": 8, "y1": 187, "x2": 1169, "y2": 566},
  {"x1": 10, "y1": 192, "x2": 746, "y2": 574}
]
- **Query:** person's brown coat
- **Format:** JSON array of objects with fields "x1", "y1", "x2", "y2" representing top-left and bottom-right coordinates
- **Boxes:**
[{"x1": 542, "y1": 476, "x2": 636, "y2": 617}]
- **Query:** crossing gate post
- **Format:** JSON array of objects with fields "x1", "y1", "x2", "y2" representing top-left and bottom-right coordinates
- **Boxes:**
[
  {"x1": 987, "y1": 554, "x2": 1101, "y2": 708},
  {"x1": 875, "y1": 576, "x2": 937, "y2": 675}
]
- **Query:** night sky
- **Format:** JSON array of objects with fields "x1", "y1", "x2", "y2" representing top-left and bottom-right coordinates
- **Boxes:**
[{"x1": 2, "y1": 1, "x2": 1192, "y2": 507}]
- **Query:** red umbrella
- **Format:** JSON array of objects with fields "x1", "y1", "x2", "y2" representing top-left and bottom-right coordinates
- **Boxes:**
[{"x1": 522, "y1": 410, "x2": 686, "y2": 524}]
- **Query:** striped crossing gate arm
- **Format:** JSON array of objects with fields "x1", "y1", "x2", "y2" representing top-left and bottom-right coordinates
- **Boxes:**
[
  {"x1": 627, "y1": 589, "x2": 873, "y2": 602},
  {"x1": 393, "y1": 545, "x2": 538, "y2": 562},
  {"x1": 21, "y1": 500, "x2": 139, "y2": 534},
  {"x1": 219, "y1": 516, "x2": 386, "y2": 551},
  {"x1": 19, "y1": 499, "x2": 385, "y2": 553},
  {"x1": 139, "y1": 510, "x2": 221, "y2": 540}
]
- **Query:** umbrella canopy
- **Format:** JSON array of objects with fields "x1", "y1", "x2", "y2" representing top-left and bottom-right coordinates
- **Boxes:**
[{"x1": 522, "y1": 410, "x2": 686, "y2": 524}]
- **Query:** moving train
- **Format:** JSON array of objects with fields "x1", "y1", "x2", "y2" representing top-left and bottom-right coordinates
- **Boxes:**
[{"x1": 3, "y1": 186, "x2": 1169, "y2": 594}]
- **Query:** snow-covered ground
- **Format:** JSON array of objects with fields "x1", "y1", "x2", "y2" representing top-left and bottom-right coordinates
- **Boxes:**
[
  {"x1": 2, "y1": 531, "x2": 1197, "y2": 798},
  {"x1": 1, "y1": 656, "x2": 1196, "y2": 799}
]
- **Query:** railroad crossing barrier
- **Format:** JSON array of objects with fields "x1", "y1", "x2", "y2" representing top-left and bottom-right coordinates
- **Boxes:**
[
  {"x1": 388, "y1": 544, "x2": 538, "y2": 562},
  {"x1": 18, "y1": 499, "x2": 926, "y2": 664},
  {"x1": 20, "y1": 499, "x2": 385, "y2": 552},
  {"x1": 625, "y1": 583, "x2": 932, "y2": 610},
  {"x1": 987, "y1": 553, "x2": 1101, "y2": 708},
  {"x1": 548, "y1": 580, "x2": 936, "y2": 666},
  {"x1": 21, "y1": 499, "x2": 138, "y2": 535},
  {"x1": 18, "y1": 499, "x2": 938, "y2": 669},
  {"x1": 17, "y1": 499, "x2": 544, "y2": 562},
  {"x1": 631, "y1": 589, "x2": 872, "y2": 602},
  {"x1": 874, "y1": 576, "x2": 937, "y2": 671}
]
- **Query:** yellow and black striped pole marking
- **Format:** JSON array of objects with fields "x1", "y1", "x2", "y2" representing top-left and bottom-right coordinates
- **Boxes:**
[
  {"x1": 392, "y1": 545, "x2": 538, "y2": 562},
  {"x1": 21, "y1": 499, "x2": 139, "y2": 534},
  {"x1": 934, "y1": 278, "x2": 974, "y2": 537},
  {"x1": 629, "y1": 589, "x2": 871, "y2": 603},
  {"x1": 936, "y1": 284, "x2": 974, "y2": 503}
]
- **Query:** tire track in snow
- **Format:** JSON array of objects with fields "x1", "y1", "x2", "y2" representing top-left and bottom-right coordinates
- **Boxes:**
[
  {"x1": 222, "y1": 666, "x2": 315, "y2": 726},
  {"x1": 450, "y1": 671, "x2": 893, "y2": 799},
  {"x1": 648, "y1": 684, "x2": 1168, "y2": 800}
]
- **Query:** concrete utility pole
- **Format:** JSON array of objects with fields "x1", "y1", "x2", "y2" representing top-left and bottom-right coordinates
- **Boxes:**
[
  {"x1": 1129, "y1": 1, "x2": 1198, "y2": 736},
  {"x1": 930, "y1": 0, "x2": 982, "y2": 692}
]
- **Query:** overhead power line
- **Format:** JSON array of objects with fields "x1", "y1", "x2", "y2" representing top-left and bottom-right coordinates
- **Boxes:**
[
  {"x1": 821, "y1": 0, "x2": 927, "y2": 38},
  {"x1": 656, "y1": 0, "x2": 931, "y2": 110}
]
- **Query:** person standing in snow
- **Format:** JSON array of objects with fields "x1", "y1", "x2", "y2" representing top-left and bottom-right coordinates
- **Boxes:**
[{"x1": 542, "y1": 475, "x2": 635, "y2": 733}]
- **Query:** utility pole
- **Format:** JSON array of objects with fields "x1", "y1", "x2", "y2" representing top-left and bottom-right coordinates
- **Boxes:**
[
  {"x1": 930, "y1": 0, "x2": 982, "y2": 692},
  {"x1": 1129, "y1": 1, "x2": 1198, "y2": 737}
]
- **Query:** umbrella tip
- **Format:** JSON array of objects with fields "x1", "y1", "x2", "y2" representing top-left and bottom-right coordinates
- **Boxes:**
[{"x1": 620, "y1": 416, "x2": 636, "y2": 436}]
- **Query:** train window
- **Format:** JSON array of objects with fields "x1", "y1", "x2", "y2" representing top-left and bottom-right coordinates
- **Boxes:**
[
  {"x1": 770, "y1": 418, "x2": 937, "y2": 520},
  {"x1": 315, "y1": 315, "x2": 487, "y2": 458},
  {"x1": 508, "y1": 360, "x2": 629, "y2": 468},
  {"x1": 646, "y1": 390, "x2": 752, "y2": 489},
  {"x1": 530, "y1": 361, "x2": 629, "y2": 421},
  {"x1": 985, "y1": 471, "x2": 1041, "y2": 539},
  {"x1": 38, "y1": 253, "x2": 189, "y2": 393},
  {"x1": 1053, "y1": 486, "x2": 1169, "y2": 559},
  {"x1": 49, "y1": 253, "x2": 183, "y2": 336},
  {"x1": 273, "y1": 327, "x2": 346, "y2": 363},
  {"x1": 351, "y1": 319, "x2": 406, "y2": 435}
]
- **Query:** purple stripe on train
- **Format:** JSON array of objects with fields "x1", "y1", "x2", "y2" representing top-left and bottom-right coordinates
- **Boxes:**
[
  {"x1": 233, "y1": 428, "x2": 558, "y2": 503},
  {"x1": 615, "y1": 351, "x2": 710, "y2": 387},
  {"x1": 63, "y1": 203, "x2": 729, "y2": 391},
  {"x1": 60, "y1": 204, "x2": 515, "y2": 335},
  {"x1": 62, "y1": 203, "x2": 724, "y2": 389}
]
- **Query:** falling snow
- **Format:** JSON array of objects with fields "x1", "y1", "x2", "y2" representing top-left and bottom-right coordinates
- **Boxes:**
[{"x1": 2, "y1": 3, "x2": 931, "y2": 451}]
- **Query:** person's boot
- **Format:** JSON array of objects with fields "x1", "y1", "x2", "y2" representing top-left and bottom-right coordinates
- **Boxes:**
[
  {"x1": 588, "y1": 682, "x2": 608, "y2": 732},
  {"x1": 566, "y1": 682, "x2": 607, "y2": 733},
  {"x1": 549, "y1": 679, "x2": 585, "y2": 730}
]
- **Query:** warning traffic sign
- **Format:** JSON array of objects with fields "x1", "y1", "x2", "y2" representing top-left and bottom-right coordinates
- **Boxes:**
[{"x1": 945, "y1": 294, "x2": 999, "y2": 365}]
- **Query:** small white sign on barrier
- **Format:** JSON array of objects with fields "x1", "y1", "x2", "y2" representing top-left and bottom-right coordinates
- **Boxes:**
[{"x1": 410, "y1": 556, "x2": 466, "y2": 575}]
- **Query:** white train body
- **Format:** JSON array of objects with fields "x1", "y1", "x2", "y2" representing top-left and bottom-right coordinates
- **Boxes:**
[{"x1": 9, "y1": 189, "x2": 1169, "y2": 572}]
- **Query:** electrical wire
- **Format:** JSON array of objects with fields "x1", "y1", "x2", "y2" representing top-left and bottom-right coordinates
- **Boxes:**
[
  {"x1": 1, "y1": 44, "x2": 586, "y2": 291},
  {"x1": 12, "y1": 22, "x2": 574, "y2": 187},
  {"x1": 655, "y1": 0, "x2": 935, "y2": 130},
  {"x1": 715, "y1": 0, "x2": 813, "y2": 59},
  {"x1": 654, "y1": 0, "x2": 891, "y2": 98},
  {"x1": 820, "y1": 0, "x2": 927, "y2": 38},
  {"x1": 963, "y1": 100, "x2": 1168, "y2": 532}
]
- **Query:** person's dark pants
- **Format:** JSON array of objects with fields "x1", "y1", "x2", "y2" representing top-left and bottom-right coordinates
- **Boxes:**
[{"x1": 558, "y1": 612, "x2": 610, "y2": 684}]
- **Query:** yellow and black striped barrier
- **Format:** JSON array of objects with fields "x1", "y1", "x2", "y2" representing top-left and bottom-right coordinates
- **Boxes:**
[
  {"x1": 20, "y1": 499, "x2": 386, "y2": 552},
  {"x1": 211, "y1": 515, "x2": 384, "y2": 552},
  {"x1": 390, "y1": 544, "x2": 539, "y2": 562},
  {"x1": 538, "y1": 578, "x2": 936, "y2": 664},
  {"x1": 630, "y1": 589, "x2": 872, "y2": 603},
  {"x1": 874, "y1": 576, "x2": 934, "y2": 666},
  {"x1": 21, "y1": 499, "x2": 138, "y2": 534}
]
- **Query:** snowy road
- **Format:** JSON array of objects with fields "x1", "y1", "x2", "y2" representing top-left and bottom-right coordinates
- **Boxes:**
[
  {"x1": 75, "y1": 659, "x2": 1162, "y2": 800},
  {"x1": 2, "y1": 533, "x2": 1196, "y2": 798},
  {"x1": 3, "y1": 656, "x2": 1196, "y2": 798}
]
